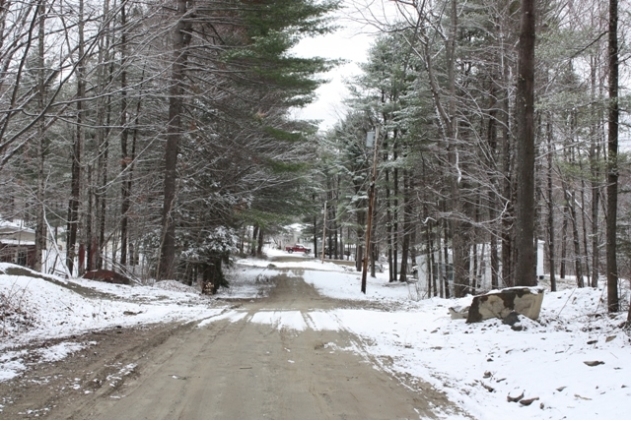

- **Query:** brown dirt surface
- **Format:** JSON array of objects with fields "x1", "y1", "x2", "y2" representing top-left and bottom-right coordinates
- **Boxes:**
[{"x1": 0, "y1": 271, "x2": 466, "y2": 420}]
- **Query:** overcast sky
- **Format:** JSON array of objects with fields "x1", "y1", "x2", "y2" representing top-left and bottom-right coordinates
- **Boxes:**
[{"x1": 290, "y1": 1, "x2": 401, "y2": 132}]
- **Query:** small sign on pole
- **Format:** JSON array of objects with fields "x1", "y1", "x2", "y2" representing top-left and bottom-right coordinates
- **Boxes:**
[{"x1": 365, "y1": 131, "x2": 375, "y2": 149}]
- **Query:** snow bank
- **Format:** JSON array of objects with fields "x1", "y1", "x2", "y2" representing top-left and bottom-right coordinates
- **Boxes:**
[{"x1": 0, "y1": 262, "x2": 275, "y2": 349}]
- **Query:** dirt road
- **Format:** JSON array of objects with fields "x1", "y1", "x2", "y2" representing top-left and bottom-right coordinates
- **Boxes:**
[{"x1": 1, "y1": 269, "x2": 461, "y2": 419}]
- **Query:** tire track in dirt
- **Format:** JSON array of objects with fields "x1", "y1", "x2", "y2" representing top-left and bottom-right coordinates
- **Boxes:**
[{"x1": 2, "y1": 269, "x2": 465, "y2": 419}]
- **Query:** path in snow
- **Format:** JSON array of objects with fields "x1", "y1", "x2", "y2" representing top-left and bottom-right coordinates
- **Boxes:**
[{"x1": 59, "y1": 271, "x2": 464, "y2": 419}]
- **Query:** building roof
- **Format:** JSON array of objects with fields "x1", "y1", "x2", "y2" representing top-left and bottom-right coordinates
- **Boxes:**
[
  {"x1": 0, "y1": 238, "x2": 35, "y2": 246},
  {"x1": 0, "y1": 219, "x2": 36, "y2": 244}
]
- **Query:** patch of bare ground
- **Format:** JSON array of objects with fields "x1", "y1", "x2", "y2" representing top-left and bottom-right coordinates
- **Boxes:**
[{"x1": 0, "y1": 322, "x2": 194, "y2": 419}]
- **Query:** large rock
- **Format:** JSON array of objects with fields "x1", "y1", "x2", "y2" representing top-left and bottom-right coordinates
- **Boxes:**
[{"x1": 466, "y1": 287, "x2": 544, "y2": 323}]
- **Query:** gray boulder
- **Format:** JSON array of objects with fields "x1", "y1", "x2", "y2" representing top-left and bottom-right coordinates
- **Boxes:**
[{"x1": 466, "y1": 287, "x2": 544, "y2": 323}]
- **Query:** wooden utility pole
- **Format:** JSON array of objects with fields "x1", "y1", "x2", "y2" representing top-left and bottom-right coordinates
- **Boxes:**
[
  {"x1": 361, "y1": 128, "x2": 380, "y2": 294},
  {"x1": 321, "y1": 201, "x2": 327, "y2": 262}
]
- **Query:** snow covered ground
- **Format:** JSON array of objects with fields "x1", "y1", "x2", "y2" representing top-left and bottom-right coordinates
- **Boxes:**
[
  {"x1": 307, "y1": 277, "x2": 631, "y2": 420},
  {"x1": 1, "y1": 250, "x2": 630, "y2": 419},
  {"x1": 229, "y1": 249, "x2": 631, "y2": 420}
]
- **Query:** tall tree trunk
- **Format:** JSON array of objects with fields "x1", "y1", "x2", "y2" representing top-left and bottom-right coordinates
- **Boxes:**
[
  {"x1": 393, "y1": 134, "x2": 399, "y2": 282},
  {"x1": 589, "y1": 55, "x2": 600, "y2": 288},
  {"x1": 158, "y1": 0, "x2": 192, "y2": 279},
  {"x1": 355, "y1": 194, "x2": 366, "y2": 272},
  {"x1": 501, "y1": 117, "x2": 513, "y2": 286},
  {"x1": 66, "y1": 0, "x2": 85, "y2": 277},
  {"x1": 422, "y1": 158, "x2": 436, "y2": 295},
  {"x1": 578, "y1": 157, "x2": 591, "y2": 287},
  {"x1": 120, "y1": 1, "x2": 130, "y2": 266},
  {"x1": 563, "y1": 183, "x2": 583, "y2": 287},
  {"x1": 313, "y1": 217, "x2": 317, "y2": 258},
  {"x1": 546, "y1": 113, "x2": 556, "y2": 291},
  {"x1": 370, "y1": 229, "x2": 377, "y2": 278},
  {"x1": 98, "y1": 128, "x2": 109, "y2": 268},
  {"x1": 97, "y1": 10, "x2": 112, "y2": 270},
  {"x1": 356, "y1": 239, "x2": 363, "y2": 272},
  {"x1": 472, "y1": 192, "x2": 481, "y2": 294},
  {"x1": 34, "y1": 1, "x2": 46, "y2": 273},
  {"x1": 312, "y1": 193, "x2": 317, "y2": 257},
  {"x1": 125, "y1": 69, "x2": 143, "y2": 266},
  {"x1": 514, "y1": 0, "x2": 536, "y2": 287},
  {"x1": 399, "y1": 170, "x2": 411, "y2": 282},
  {"x1": 429, "y1": 223, "x2": 437, "y2": 297},
  {"x1": 86, "y1": 165, "x2": 93, "y2": 272},
  {"x1": 606, "y1": 0, "x2": 619, "y2": 312},
  {"x1": 385, "y1": 140, "x2": 393, "y2": 281},
  {"x1": 487, "y1": 77, "x2": 499, "y2": 290},
  {"x1": 333, "y1": 181, "x2": 339, "y2": 259},
  {"x1": 370, "y1": 200, "x2": 377, "y2": 278},
  {"x1": 490, "y1": 219, "x2": 499, "y2": 290},
  {"x1": 327, "y1": 190, "x2": 333, "y2": 259},
  {"x1": 422, "y1": 189, "x2": 431, "y2": 295},
  {"x1": 437, "y1": 233, "x2": 444, "y2": 298},
  {"x1": 442, "y1": 206, "x2": 450, "y2": 299},
  {"x1": 251, "y1": 225, "x2": 258, "y2": 257},
  {"x1": 569, "y1": 110, "x2": 588, "y2": 287},
  {"x1": 499, "y1": 5, "x2": 516, "y2": 289},
  {"x1": 444, "y1": 0, "x2": 469, "y2": 298},
  {"x1": 257, "y1": 227, "x2": 263, "y2": 256},
  {"x1": 560, "y1": 202, "x2": 568, "y2": 279}
]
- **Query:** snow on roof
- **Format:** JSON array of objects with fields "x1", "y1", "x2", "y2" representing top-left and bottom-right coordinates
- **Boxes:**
[
  {"x1": 0, "y1": 219, "x2": 36, "y2": 247},
  {"x1": 0, "y1": 219, "x2": 33, "y2": 230},
  {"x1": 0, "y1": 239, "x2": 35, "y2": 246}
]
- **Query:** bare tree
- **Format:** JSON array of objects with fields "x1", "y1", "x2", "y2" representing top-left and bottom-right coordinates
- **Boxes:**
[
  {"x1": 606, "y1": 0, "x2": 619, "y2": 312},
  {"x1": 34, "y1": 0, "x2": 47, "y2": 272},
  {"x1": 157, "y1": 0, "x2": 192, "y2": 280},
  {"x1": 66, "y1": 0, "x2": 86, "y2": 276}
]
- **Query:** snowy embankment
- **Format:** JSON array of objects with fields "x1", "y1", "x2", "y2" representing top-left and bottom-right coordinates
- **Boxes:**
[
  {"x1": 0, "y1": 262, "x2": 276, "y2": 384},
  {"x1": 311, "y1": 279, "x2": 630, "y2": 419},
  {"x1": 0, "y1": 263, "x2": 221, "y2": 346}
]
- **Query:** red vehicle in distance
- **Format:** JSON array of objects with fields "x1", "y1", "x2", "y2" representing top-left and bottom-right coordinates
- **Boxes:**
[{"x1": 285, "y1": 244, "x2": 311, "y2": 254}]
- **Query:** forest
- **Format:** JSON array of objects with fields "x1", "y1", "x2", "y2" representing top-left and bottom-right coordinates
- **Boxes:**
[
  {"x1": 0, "y1": 0, "x2": 629, "y2": 320},
  {"x1": 0, "y1": 0, "x2": 339, "y2": 292},
  {"x1": 312, "y1": 0, "x2": 631, "y2": 319}
]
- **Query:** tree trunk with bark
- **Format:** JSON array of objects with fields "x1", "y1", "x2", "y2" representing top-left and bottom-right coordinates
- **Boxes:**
[
  {"x1": 34, "y1": 1, "x2": 46, "y2": 273},
  {"x1": 606, "y1": 0, "x2": 619, "y2": 312},
  {"x1": 120, "y1": 2, "x2": 130, "y2": 267},
  {"x1": 546, "y1": 114, "x2": 556, "y2": 291},
  {"x1": 589, "y1": 55, "x2": 600, "y2": 289},
  {"x1": 514, "y1": 0, "x2": 537, "y2": 287},
  {"x1": 66, "y1": 0, "x2": 85, "y2": 277},
  {"x1": 158, "y1": 0, "x2": 193, "y2": 279}
]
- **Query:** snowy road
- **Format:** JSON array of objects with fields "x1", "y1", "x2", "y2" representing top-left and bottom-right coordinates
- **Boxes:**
[
  {"x1": 2, "y1": 271, "x2": 460, "y2": 419},
  {"x1": 2, "y1": 254, "x2": 629, "y2": 419}
]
